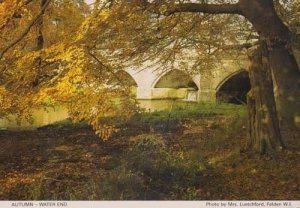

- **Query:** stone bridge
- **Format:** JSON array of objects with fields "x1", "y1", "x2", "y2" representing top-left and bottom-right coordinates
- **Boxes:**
[
  {"x1": 113, "y1": 57, "x2": 251, "y2": 104},
  {"x1": 0, "y1": 57, "x2": 251, "y2": 129}
]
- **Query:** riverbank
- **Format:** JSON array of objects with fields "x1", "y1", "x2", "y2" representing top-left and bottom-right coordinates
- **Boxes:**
[{"x1": 0, "y1": 104, "x2": 299, "y2": 200}]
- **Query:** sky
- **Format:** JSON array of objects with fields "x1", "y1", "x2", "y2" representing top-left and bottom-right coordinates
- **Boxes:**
[{"x1": 84, "y1": 0, "x2": 95, "y2": 4}]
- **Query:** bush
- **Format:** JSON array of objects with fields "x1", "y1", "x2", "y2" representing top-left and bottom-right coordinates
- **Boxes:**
[{"x1": 123, "y1": 134, "x2": 207, "y2": 199}]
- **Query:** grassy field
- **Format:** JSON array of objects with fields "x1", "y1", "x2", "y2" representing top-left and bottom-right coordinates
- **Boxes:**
[{"x1": 0, "y1": 103, "x2": 299, "y2": 200}]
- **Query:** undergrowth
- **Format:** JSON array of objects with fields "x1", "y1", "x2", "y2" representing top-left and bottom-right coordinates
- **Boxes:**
[{"x1": 4, "y1": 103, "x2": 251, "y2": 200}]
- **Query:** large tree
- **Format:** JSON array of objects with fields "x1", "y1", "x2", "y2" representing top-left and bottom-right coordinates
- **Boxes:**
[
  {"x1": 164, "y1": 0, "x2": 300, "y2": 153},
  {"x1": 83, "y1": 0, "x2": 298, "y2": 153},
  {"x1": 166, "y1": 0, "x2": 300, "y2": 126}
]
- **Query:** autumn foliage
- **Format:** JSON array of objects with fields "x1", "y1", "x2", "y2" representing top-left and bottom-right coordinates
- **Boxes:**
[
  {"x1": 0, "y1": 0, "x2": 299, "y2": 141},
  {"x1": 0, "y1": 0, "x2": 139, "y2": 139}
]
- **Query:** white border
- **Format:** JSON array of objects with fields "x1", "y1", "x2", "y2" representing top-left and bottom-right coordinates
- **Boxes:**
[{"x1": 1, "y1": 201, "x2": 300, "y2": 208}]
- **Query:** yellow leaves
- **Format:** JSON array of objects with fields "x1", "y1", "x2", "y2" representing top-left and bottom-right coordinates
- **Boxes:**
[
  {"x1": 0, "y1": 1, "x2": 141, "y2": 140},
  {"x1": 76, "y1": 9, "x2": 111, "y2": 42},
  {"x1": 94, "y1": 124, "x2": 119, "y2": 141},
  {"x1": 42, "y1": 43, "x2": 85, "y2": 65},
  {"x1": 61, "y1": 46, "x2": 86, "y2": 63},
  {"x1": 43, "y1": 43, "x2": 66, "y2": 61},
  {"x1": 0, "y1": 87, "x2": 14, "y2": 113},
  {"x1": 0, "y1": 0, "x2": 19, "y2": 28},
  {"x1": 99, "y1": 10, "x2": 110, "y2": 21},
  {"x1": 0, "y1": 87, "x2": 36, "y2": 125}
]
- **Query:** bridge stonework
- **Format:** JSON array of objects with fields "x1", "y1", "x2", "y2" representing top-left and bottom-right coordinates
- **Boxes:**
[{"x1": 124, "y1": 58, "x2": 250, "y2": 102}]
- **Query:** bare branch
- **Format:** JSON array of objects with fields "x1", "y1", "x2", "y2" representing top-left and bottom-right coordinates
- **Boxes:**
[
  {"x1": 220, "y1": 41, "x2": 260, "y2": 50},
  {"x1": 165, "y1": 3, "x2": 243, "y2": 16},
  {"x1": 87, "y1": 50, "x2": 126, "y2": 87}
]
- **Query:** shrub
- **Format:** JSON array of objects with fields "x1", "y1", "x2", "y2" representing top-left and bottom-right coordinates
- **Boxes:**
[{"x1": 123, "y1": 134, "x2": 206, "y2": 199}]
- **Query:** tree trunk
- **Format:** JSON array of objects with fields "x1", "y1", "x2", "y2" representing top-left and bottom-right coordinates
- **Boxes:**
[
  {"x1": 36, "y1": 0, "x2": 47, "y2": 50},
  {"x1": 32, "y1": 0, "x2": 47, "y2": 88},
  {"x1": 246, "y1": 43, "x2": 284, "y2": 154},
  {"x1": 239, "y1": 0, "x2": 300, "y2": 128}
]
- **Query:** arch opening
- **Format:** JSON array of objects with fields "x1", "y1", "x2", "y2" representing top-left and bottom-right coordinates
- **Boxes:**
[
  {"x1": 216, "y1": 70, "x2": 250, "y2": 104},
  {"x1": 154, "y1": 70, "x2": 198, "y2": 90},
  {"x1": 153, "y1": 70, "x2": 198, "y2": 101}
]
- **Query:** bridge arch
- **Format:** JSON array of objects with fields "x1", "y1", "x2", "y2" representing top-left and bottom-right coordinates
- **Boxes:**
[
  {"x1": 107, "y1": 70, "x2": 138, "y2": 87},
  {"x1": 152, "y1": 69, "x2": 199, "y2": 89},
  {"x1": 151, "y1": 69, "x2": 199, "y2": 101},
  {"x1": 216, "y1": 69, "x2": 250, "y2": 104},
  {"x1": 107, "y1": 70, "x2": 138, "y2": 96}
]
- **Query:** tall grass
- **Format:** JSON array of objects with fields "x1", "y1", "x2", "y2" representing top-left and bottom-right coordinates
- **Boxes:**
[{"x1": 139, "y1": 102, "x2": 246, "y2": 123}]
